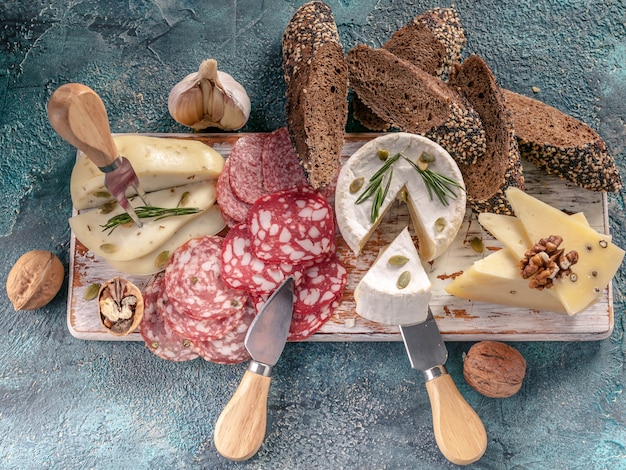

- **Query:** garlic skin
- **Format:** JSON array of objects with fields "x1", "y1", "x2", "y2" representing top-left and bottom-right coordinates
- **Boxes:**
[{"x1": 168, "y1": 59, "x2": 251, "y2": 131}]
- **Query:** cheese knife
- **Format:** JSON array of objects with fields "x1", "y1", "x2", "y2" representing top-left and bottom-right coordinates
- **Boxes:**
[
  {"x1": 214, "y1": 276, "x2": 295, "y2": 461},
  {"x1": 399, "y1": 308, "x2": 487, "y2": 465},
  {"x1": 47, "y1": 83, "x2": 150, "y2": 227}
]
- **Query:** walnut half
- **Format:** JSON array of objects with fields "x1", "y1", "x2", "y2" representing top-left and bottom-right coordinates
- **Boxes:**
[
  {"x1": 519, "y1": 235, "x2": 579, "y2": 289},
  {"x1": 98, "y1": 277, "x2": 144, "y2": 336}
]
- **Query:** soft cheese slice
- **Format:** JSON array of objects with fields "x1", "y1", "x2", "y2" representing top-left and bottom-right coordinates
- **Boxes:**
[
  {"x1": 354, "y1": 227, "x2": 431, "y2": 325},
  {"x1": 106, "y1": 205, "x2": 226, "y2": 275},
  {"x1": 506, "y1": 187, "x2": 624, "y2": 315},
  {"x1": 335, "y1": 133, "x2": 466, "y2": 261},
  {"x1": 71, "y1": 135, "x2": 224, "y2": 209},
  {"x1": 445, "y1": 248, "x2": 566, "y2": 313},
  {"x1": 69, "y1": 182, "x2": 217, "y2": 262}
]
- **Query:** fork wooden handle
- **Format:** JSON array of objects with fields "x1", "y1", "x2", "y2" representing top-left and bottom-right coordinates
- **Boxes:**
[{"x1": 47, "y1": 83, "x2": 118, "y2": 168}]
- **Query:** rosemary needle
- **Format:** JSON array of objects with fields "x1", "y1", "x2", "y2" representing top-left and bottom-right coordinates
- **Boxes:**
[{"x1": 101, "y1": 206, "x2": 201, "y2": 234}]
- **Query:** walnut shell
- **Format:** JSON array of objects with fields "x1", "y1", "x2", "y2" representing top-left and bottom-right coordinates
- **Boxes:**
[
  {"x1": 6, "y1": 250, "x2": 64, "y2": 311},
  {"x1": 98, "y1": 276, "x2": 144, "y2": 336},
  {"x1": 463, "y1": 341, "x2": 526, "y2": 398}
]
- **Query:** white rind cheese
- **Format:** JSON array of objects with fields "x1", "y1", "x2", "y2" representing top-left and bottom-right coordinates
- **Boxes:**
[
  {"x1": 69, "y1": 182, "x2": 217, "y2": 262},
  {"x1": 71, "y1": 135, "x2": 224, "y2": 210},
  {"x1": 335, "y1": 133, "x2": 466, "y2": 261},
  {"x1": 355, "y1": 227, "x2": 431, "y2": 325},
  {"x1": 106, "y1": 205, "x2": 226, "y2": 275}
]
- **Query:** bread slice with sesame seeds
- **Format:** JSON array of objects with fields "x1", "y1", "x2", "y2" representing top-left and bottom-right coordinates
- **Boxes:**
[
  {"x1": 448, "y1": 54, "x2": 525, "y2": 214},
  {"x1": 502, "y1": 89, "x2": 622, "y2": 192},
  {"x1": 282, "y1": 1, "x2": 349, "y2": 189},
  {"x1": 347, "y1": 44, "x2": 485, "y2": 166}
]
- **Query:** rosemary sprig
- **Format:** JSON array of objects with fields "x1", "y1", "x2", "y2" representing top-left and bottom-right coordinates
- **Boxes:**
[
  {"x1": 101, "y1": 206, "x2": 201, "y2": 234},
  {"x1": 402, "y1": 156, "x2": 464, "y2": 206},
  {"x1": 356, "y1": 151, "x2": 402, "y2": 222}
]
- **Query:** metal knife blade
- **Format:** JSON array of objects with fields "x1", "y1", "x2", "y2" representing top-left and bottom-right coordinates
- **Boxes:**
[
  {"x1": 245, "y1": 276, "x2": 294, "y2": 366},
  {"x1": 399, "y1": 307, "x2": 487, "y2": 465},
  {"x1": 214, "y1": 277, "x2": 294, "y2": 461}
]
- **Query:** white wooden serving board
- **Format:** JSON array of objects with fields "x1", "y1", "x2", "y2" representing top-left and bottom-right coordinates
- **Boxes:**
[{"x1": 67, "y1": 133, "x2": 615, "y2": 342}]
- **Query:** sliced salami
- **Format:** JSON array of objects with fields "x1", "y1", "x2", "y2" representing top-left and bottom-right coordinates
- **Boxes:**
[
  {"x1": 289, "y1": 297, "x2": 340, "y2": 341},
  {"x1": 216, "y1": 158, "x2": 252, "y2": 226},
  {"x1": 294, "y1": 254, "x2": 347, "y2": 317},
  {"x1": 262, "y1": 127, "x2": 310, "y2": 193},
  {"x1": 139, "y1": 274, "x2": 199, "y2": 362},
  {"x1": 228, "y1": 134, "x2": 269, "y2": 204},
  {"x1": 221, "y1": 222, "x2": 309, "y2": 295},
  {"x1": 164, "y1": 236, "x2": 248, "y2": 321},
  {"x1": 191, "y1": 300, "x2": 255, "y2": 364},
  {"x1": 248, "y1": 187, "x2": 335, "y2": 264}
]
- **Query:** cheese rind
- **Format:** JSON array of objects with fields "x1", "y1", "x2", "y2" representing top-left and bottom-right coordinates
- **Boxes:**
[
  {"x1": 70, "y1": 135, "x2": 225, "y2": 210},
  {"x1": 355, "y1": 227, "x2": 431, "y2": 325},
  {"x1": 69, "y1": 182, "x2": 217, "y2": 261},
  {"x1": 335, "y1": 133, "x2": 466, "y2": 261}
]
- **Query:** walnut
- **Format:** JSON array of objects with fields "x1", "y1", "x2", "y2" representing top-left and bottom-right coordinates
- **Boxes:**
[
  {"x1": 463, "y1": 341, "x2": 526, "y2": 398},
  {"x1": 98, "y1": 277, "x2": 144, "y2": 336},
  {"x1": 6, "y1": 250, "x2": 64, "y2": 311},
  {"x1": 519, "y1": 235, "x2": 579, "y2": 289}
]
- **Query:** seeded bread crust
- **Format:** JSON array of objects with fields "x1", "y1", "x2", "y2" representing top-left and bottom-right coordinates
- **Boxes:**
[
  {"x1": 448, "y1": 55, "x2": 524, "y2": 214},
  {"x1": 282, "y1": 1, "x2": 349, "y2": 189},
  {"x1": 502, "y1": 89, "x2": 621, "y2": 192},
  {"x1": 347, "y1": 44, "x2": 485, "y2": 166}
]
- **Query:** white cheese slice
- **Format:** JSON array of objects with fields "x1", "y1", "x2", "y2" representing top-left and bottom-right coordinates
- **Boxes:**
[
  {"x1": 506, "y1": 187, "x2": 625, "y2": 315},
  {"x1": 71, "y1": 135, "x2": 224, "y2": 210},
  {"x1": 106, "y1": 205, "x2": 226, "y2": 275},
  {"x1": 69, "y1": 182, "x2": 216, "y2": 262},
  {"x1": 335, "y1": 133, "x2": 466, "y2": 261},
  {"x1": 355, "y1": 227, "x2": 431, "y2": 325}
]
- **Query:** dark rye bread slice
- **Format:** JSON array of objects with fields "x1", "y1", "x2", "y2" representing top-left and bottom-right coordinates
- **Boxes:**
[
  {"x1": 448, "y1": 55, "x2": 524, "y2": 214},
  {"x1": 502, "y1": 89, "x2": 622, "y2": 191},
  {"x1": 282, "y1": 1, "x2": 348, "y2": 189},
  {"x1": 347, "y1": 44, "x2": 485, "y2": 165}
]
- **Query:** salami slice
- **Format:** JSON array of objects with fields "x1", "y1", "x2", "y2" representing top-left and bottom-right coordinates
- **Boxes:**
[
  {"x1": 164, "y1": 236, "x2": 248, "y2": 321},
  {"x1": 262, "y1": 127, "x2": 310, "y2": 193},
  {"x1": 289, "y1": 297, "x2": 340, "y2": 341},
  {"x1": 294, "y1": 254, "x2": 347, "y2": 317},
  {"x1": 221, "y1": 222, "x2": 309, "y2": 295},
  {"x1": 228, "y1": 134, "x2": 269, "y2": 204},
  {"x1": 248, "y1": 187, "x2": 335, "y2": 264},
  {"x1": 139, "y1": 274, "x2": 199, "y2": 362},
  {"x1": 216, "y1": 158, "x2": 252, "y2": 226},
  {"x1": 191, "y1": 300, "x2": 255, "y2": 364}
]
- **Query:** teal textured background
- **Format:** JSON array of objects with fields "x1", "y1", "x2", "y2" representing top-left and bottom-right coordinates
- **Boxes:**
[{"x1": 1, "y1": 1, "x2": 626, "y2": 468}]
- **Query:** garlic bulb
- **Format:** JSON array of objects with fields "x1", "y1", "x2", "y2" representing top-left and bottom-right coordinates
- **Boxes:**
[{"x1": 168, "y1": 59, "x2": 251, "y2": 131}]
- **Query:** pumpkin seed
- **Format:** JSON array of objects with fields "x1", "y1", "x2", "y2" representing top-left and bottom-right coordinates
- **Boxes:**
[
  {"x1": 435, "y1": 217, "x2": 446, "y2": 232},
  {"x1": 100, "y1": 243, "x2": 117, "y2": 254},
  {"x1": 154, "y1": 250, "x2": 170, "y2": 268},
  {"x1": 397, "y1": 271, "x2": 411, "y2": 289},
  {"x1": 469, "y1": 237, "x2": 484, "y2": 253},
  {"x1": 376, "y1": 149, "x2": 389, "y2": 161},
  {"x1": 178, "y1": 191, "x2": 191, "y2": 207},
  {"x1": 388, "y1": 255, "x2": 410, "y2": 266},
  {"x1": 83, "y1": 283, "x2": 101, "y2": 301},
  {"x1": 350, "y1": 176, "x2": 365, "y2": 193},
  {"x1": 99, "y1": 200, "x2": 118, "y2": 214},
  {"x1": 92, "y1": 191, "x2": 112, "y2": 198}
]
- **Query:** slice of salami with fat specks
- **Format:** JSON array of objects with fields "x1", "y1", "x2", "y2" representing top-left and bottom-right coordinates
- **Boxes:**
[
  {"x1": 191, "y1": 300, "x2": 255, "y2": 364},
  {"x1": 139, "y1": 274, "x2": 199, "y2": 362},
  {"x1": 294, "y1": 254, "x2": 347, "y2": 317},
  {"x1": 289, "y1": 297, "x2": 340, "y2": 341},
  {"x1": 164, "y1": 236, "x2": 248, "y2": 321},
  {"x1": 248, "y1": 187, "x2": 335, "y2": 264},
  {"x1": 262, "y1": 127, "x2": 310, "y2": 193},
  {"x1": 228, "y1": 134, "x2": 269, "y2": 205},
  {"x1": 216, "y1": 158, "x2": 252, "y2": 226},
  {"x1": 221, "y1": 222, "x2": 308, "y2": 295}
]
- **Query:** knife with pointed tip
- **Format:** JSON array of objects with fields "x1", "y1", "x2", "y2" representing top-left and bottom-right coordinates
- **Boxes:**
[
  {"x1": 400, "y1": 308, "x2": 487, "y2": 465},
  {"x1": 213, "y1": 276, "x2": 294, "y2": 461}
]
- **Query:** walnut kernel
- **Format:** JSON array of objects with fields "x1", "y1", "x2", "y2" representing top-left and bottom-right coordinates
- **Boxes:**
[
  {"x1": 6, "y1": 250, "x2": 64, "y2": 311},
  {"x1": 463, "y1": 341, "x2": 526, "y2": 398},
  {"x1": 98, "y1": 276, "x2": 144, "y2": 336}
]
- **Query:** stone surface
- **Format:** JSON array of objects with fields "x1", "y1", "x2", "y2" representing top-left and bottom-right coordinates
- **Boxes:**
[{"x1": 1, "y1": 1, "x2": 626, "y2": 468}]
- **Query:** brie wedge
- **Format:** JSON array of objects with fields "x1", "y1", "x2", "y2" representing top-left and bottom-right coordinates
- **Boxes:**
[
  {"x1": 70, "y1": 135, "x2": 224, "y2": 210},
  {"x1": 335, "y1": 133, "x2": 466, "y2": 261},
  {"x1": 355, "y1": 227, "x2": 431, "y2": 325}
]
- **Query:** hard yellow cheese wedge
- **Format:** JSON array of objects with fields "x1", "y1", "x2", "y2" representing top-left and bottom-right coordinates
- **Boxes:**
[
  {"x1": 506, "y1": 187, "x2": 624, "y2": 315},
  {"x1": 69, "y1": 182, "x2": 216, "y2": 262},
  {"x1": 71, "y1": 135, "x2": 224, "y2": 210}
]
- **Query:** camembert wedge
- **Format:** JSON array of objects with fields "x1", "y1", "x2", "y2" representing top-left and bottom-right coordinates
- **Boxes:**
[
  {"x1": 335, "y1": 133, "x2": 466, "y2": 261},
  {"x1": 355, "y1": 227, "x2": 431, "y2": 325}
]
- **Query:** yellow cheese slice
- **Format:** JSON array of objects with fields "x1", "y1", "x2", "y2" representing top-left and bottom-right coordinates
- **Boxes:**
[
  {"x1": 71, "y1": 135, "x2": 224, "y2": 210},
  {"x1": 506, "y1": 187, "x2": 624, "y2": 315},
  {"x1": 105, "y1": 205, "x2": 226, "y2": 275},
  {"x1": 69, "y1": 182, "x2": 216, "y2": 262}
]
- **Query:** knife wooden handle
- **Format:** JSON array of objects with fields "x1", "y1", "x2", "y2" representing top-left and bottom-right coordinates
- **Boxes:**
[
  {"x1": 47, "y1": 83, "x2": 118, "y2": 168},
  {"x1": 425, "y1": 373, "x2": 487, "y2": 465},
  {"x1": 214, "y1": 369, "x2": 272, "y2": 461}
]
